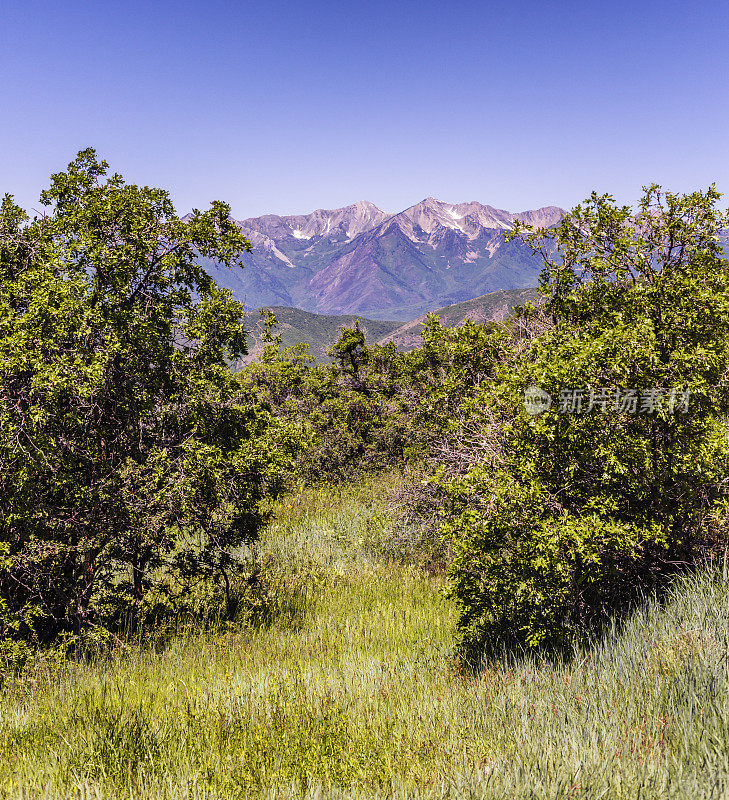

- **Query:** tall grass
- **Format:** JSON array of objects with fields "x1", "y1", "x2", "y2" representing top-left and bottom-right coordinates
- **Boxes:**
[{"x1": 0, "y1": 476, "x2": 727, "y2": 798}]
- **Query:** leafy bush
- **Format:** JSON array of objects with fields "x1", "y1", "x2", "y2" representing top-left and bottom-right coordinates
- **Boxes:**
[
  {"x1": 240, "y1": 310, "x2": 509, "y2": 485},
  {"x1": 443, "y1": 186, "x2": 729, "y2": 652},
  {"x1": 0, "y1": 151, "x2": 305, "y2": 645}
]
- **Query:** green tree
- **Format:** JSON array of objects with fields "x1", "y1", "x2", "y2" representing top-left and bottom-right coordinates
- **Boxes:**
[
  {"x1": 330, "y1": 320, "x2": 368, "y2": 379},
  {"x1": 444, "y1": 186, "x2": 729, "y2": 652},
  {"x1": 239, "y1": 309, "x2": 511, "y2": 485},
  {"x1": 0, "y1": 150, "x2": 303, "y2": 644}
]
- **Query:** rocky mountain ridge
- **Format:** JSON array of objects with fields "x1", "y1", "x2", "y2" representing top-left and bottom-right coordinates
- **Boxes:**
[{"x1": 200, "y1": 198, "x2": 563, "y2": 319}]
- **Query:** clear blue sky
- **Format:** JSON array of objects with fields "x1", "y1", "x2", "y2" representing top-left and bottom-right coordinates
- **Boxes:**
[{"x1": 2, "y1": 0, "x2": 727, "y2": 218}]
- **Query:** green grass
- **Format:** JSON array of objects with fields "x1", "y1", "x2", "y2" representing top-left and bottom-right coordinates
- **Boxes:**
[{"x1": 1, "y1": 477, "x2": 728, "y2": 798}]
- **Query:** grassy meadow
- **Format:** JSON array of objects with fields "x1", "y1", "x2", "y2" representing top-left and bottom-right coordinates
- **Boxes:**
[{"x1": 1, "y1": 476, "x2": 728, "y2": 799}]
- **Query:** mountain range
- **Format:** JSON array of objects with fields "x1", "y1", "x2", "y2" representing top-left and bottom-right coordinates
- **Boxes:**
[{"x1": 201, "y1": 198, "x2": 563, "y2": 320}]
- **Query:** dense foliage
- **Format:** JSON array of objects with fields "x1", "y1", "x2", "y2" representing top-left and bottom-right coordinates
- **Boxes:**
[
  {"x1": 442, "y1": 186, "x2": 729, "y2": 652},
  {"x1": 0, "y1": 151, "x2": 304, "y2": 649},
  {"x1": 240, "y1": 310, "x2": 506, "y2": 484}
]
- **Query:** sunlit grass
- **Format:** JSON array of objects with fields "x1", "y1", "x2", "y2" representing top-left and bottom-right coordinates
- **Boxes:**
[{"x1": 0, "y1": 475, "x2": 727, "y2": 798}]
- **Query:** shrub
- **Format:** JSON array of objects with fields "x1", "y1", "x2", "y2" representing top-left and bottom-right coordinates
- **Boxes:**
[
  {"x1": 239, "y1": 312, "x2": 510, "y2": 485},
  {"x1": 0, "y1": 151, "x2": 305, "y2": 645},
  {"x1": 444, "y1": 186, "x2": 729, "y2": 652}
]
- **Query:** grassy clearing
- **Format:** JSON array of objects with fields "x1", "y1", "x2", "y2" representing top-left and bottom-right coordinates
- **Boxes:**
[{"x1": 1, "y1": 476, "x2": 728, "y2": 799}]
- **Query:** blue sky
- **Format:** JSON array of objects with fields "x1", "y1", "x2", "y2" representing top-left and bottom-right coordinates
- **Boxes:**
[{"x1": 1, "y1": 0, "x2": 727, "y2": 218}]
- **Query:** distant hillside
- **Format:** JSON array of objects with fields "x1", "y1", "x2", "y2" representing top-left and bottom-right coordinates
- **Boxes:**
[
  {"x1": 377, "y1": 287, "x2": 540, "y2": 351},
  {"x1": 241, "y1": 287, "x2": 538, "y2": 364},
  {"x1": 243, "y1": 306, "x2": 401, "y2": 364}
]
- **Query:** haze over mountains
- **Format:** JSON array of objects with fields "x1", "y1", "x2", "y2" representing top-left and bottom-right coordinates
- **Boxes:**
[{"x1": 202, "y1": 198, "x2": 563, "y2": 320}]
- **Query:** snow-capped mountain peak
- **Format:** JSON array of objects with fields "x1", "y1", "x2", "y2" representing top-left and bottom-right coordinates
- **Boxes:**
[
  {"x1": 237, "y1": 201, "x2": 390, "y2": 243},
  {"x1": 198, "y1": 197, "x2": 564, "y2": 319}
]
